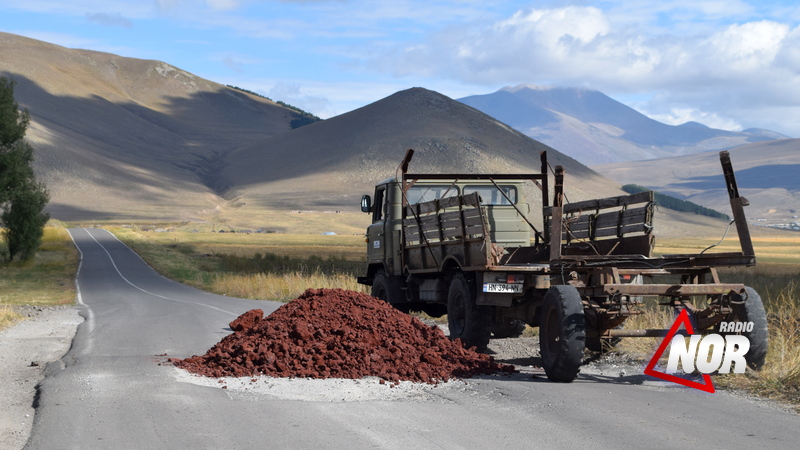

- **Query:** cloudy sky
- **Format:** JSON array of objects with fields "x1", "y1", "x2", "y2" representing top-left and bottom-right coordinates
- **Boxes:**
[{"x1": 1, "y1": 0, "x2": 799, "y2": 136}]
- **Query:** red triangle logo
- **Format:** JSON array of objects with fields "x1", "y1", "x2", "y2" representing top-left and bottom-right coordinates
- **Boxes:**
[{"x1": 643, "y1": 309, "x2": 715, "y2": 393}]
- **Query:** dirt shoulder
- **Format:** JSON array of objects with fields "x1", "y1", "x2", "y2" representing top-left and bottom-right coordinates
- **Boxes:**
[{"x1": 0, "y1": 306, "x2": 82, "y2": 450}]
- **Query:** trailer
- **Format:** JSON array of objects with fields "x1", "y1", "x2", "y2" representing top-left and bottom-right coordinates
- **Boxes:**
[{"x1": 358, "y1": 149, "x2": 766, "y2": 382}]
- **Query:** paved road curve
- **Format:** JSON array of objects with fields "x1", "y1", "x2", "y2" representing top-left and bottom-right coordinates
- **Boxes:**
[{"x1": 26, "y1": 228, "x2": 798, "y2": 449}]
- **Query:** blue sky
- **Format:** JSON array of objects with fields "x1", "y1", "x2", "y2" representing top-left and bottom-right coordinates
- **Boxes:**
[{"x1": 1, "y1": 0, "x2": 800, "y2": 136}]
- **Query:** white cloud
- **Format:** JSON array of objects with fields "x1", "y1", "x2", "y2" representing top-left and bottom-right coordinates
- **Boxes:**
[
  {"x1": 646, "y1": 107, "x2": 743, "y2": 131},
  {"x1": 86, "y1": 12, "x2": 133, "y2": 28},
  {"x1": 708, "y1": 21, "x2": 789, "y2": 72},
  {"x1": 364, "y1": 5, "x2": 800, "y2": 136}
]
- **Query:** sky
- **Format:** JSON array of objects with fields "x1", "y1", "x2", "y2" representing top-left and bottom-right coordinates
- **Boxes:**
[{"x1": 1, "y1": 0, "x2": 800, "y2": 137}]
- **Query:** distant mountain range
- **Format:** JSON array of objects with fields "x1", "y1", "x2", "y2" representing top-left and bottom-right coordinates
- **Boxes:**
[
  {"x1": 595, "y1": 139, "x2": 800, "y2": 224},
  {"x1": 0, "y1": 32, "x2": 622, "y2": 229},
  {"x1": 459, "y1": 85, "x2": 788, "y2": 165},
  {"x1": 0, "y1": 32, "x2": 769, "y2": 236},
  {"x1": 221, "y1": 87, "x2": 623, "y2": 214}
]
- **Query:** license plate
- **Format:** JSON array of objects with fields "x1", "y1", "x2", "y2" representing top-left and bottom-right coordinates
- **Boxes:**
[{"x1": 483, "y1": 283, "x2": 523, "y2": 293}]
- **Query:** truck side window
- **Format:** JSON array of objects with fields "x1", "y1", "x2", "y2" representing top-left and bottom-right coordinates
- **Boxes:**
[
  {"x1": 464, "y1": 185, "x2": 517, "y2": 205},
  {"x1": 406, "y1": 185, "x2": 459, "y2": 204},
  {"x1": 373, "y1": 187, "x2": 385, "y2": 223}
]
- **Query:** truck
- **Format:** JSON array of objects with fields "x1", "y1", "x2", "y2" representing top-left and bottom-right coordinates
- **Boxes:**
[{"x1": 357, "y1": 149, "x2": 767, "y2": 382}]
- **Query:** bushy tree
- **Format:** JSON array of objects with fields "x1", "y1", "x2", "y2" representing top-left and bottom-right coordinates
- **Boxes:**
[
  {"x1": 0, "y1": 76, "x2": 49, "y2": 262},
  {"x1": 2, "y1": 178, "x2": 49, "y2": 261}
]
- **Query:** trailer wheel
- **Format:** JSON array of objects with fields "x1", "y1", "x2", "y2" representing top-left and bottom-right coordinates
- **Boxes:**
[
  {"x1": 447, "y1": 273, "x2": 491, "y2": 350},
  {"x1": 726, "y1": 286, "x2": 768, "y2": 370},
  {"x1": 540, "y1": 285, "x2": 586, "y2": 382},
  {"x1": 371, "y1": 270, "x2": 408, "y2": 313}
]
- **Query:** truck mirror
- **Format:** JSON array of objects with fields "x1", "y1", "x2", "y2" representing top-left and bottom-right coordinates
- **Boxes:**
[{"x1": 361, "y1": 195, "x2": 372, "y2": 213}]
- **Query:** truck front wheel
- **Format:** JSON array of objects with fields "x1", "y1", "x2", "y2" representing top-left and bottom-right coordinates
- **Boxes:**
[
  {"x1": 540, "y1": 285, "x2": 586, "y2": 382},
  {"x1": 447, "y1": 273, "x2": 491, "y2": 350},
  {"x1": 371, "y1": 270, "x2": 408, "y2": 313}
]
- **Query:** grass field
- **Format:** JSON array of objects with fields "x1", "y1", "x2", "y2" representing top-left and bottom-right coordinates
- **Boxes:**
[
  {"x1": 0, "y1": 224, "x2": 79, "y2": 329},
  {"x1": 109, "y1": 227, "x2": 369, "y2": 301}
]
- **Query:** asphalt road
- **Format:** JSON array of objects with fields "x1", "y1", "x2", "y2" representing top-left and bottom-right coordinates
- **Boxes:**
[{"x1": 25, "y1": 228, "x2": 798, "y2": 449}]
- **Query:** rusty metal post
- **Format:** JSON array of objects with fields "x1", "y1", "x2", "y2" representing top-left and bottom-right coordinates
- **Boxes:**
[
  {"x1": 549, "y1": 165, "x2": 565, "y2": 262},
  {"x1": 540, "y1": 151, "x2": 549, "y2": 208},
  {"x1": 720, "y1": 151, "x2": 755, "y2": 258}
]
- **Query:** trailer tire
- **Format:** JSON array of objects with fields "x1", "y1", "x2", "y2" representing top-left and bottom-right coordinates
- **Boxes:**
[
  {"x1": 371, "y1": 270, "x2": 408, "y2": 313},
  {"x1": 447, "y1": 273, "x2": 491, "y2": 350},
  {"x1": 540, "y1": 285, "x2": 586, "y2": 382},
  {"x1": 727, "y1": 286, "x2": 768, "y2": 370}
]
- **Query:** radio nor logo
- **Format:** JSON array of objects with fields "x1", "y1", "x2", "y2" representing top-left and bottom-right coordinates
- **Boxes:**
[{"x1": 644, "y1": 309, "x2": 751, "y2": 393}]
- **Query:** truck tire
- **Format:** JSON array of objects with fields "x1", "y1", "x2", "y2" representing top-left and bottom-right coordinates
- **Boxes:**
[
  {"x1": 491, "y1": 317, "x2": 526, "y2": 339},
  {"x1": 447, "y1": 273, "x2": 491, "y2": 350},
  {"x1": 371, "y1": 270, "x2": 408, "y2": 313},
  {"x1": 540, "y1": 285, "x2": 586, "y2": 382},
  {"x1": 726, "y1": 286, "x2": 768, "y2": 370}
]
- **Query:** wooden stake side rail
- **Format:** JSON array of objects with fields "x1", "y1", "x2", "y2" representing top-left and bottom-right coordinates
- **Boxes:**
[
  {"x1": 562, "y1": 204, "x2": 653, "y2": 240},
  {"x1": 402, "y1": 192, "x2": 491, "y2": 272}
]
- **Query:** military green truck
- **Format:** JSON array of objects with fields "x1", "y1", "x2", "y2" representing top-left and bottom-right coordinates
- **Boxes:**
[{"x1": 357, "y1": 149, "x2": 767, "y2": 382}]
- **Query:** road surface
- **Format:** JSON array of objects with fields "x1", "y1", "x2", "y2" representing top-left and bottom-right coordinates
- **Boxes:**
[{"x1": 25, "y1": 228, "x2": 798, "y2": 448}]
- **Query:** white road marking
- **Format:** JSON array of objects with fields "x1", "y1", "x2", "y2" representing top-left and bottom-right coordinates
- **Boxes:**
[{"x1": 74, "y1": 228, "x2": 238, "y2": 317}]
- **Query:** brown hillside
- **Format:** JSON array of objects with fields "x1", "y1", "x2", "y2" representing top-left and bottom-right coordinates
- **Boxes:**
[
  {"x1": 0, "y1": 32, "x2": 743, "y2": 237},
  {"x1": 595, "y1": 139, "x2": 800, "y2": 222},
  {"x1": 223, "y1": 87, "x2": 623, "y2": 212},
  {"x1": 0, "y1": 32, "x2": 301, "y2": 221}
]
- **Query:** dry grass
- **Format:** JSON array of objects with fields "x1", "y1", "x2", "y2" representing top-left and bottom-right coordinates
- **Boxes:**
[
  {"x1": 0, "y1": 224, "x2": 79, "y2": 330},
  {"x1": 614, "y1": 261, "x2": 800, "y2": 409},
  {"x1": 715, "y1": 281, "x2": 800, "y2": 407},
  {"x1": 0, "y1": 305, "x2": 22, "y2": 329},
  {"x1": 109, "y1": 227, "x2": 367, "y2": 301},
  {"x1": 211, "y1": 272, "x2": 367, "y2": 302}
]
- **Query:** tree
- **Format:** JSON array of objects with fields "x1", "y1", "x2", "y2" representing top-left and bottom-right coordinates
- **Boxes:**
[
  {"x1": 0, "y1": 76, "x2": 49, "y2": 262},
  {"x1": 2, "y1": 177, "x2": 49, "y2": 261}
]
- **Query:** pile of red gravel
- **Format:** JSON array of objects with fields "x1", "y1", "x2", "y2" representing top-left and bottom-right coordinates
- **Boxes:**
[{"x1": 173, "y1": 288, "x2": 515, "y2": 384}]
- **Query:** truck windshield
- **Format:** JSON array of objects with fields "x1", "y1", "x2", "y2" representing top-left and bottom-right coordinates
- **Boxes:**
[
  {"x1": 464, "y1": 185, "x2": 517, "y2": 205},
  {"x1": 406, "y1": 185, "x2": 458, "y2": 204}
]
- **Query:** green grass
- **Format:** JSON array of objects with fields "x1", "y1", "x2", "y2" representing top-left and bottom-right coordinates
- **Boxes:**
[{"x1": 0, "y1": 224, "x2": 79, "y2": 329}]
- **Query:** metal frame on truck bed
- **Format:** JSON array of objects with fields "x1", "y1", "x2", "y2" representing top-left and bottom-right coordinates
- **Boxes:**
[{"x1": 358, "y1": 149, "x2": 766, "y2": 382}]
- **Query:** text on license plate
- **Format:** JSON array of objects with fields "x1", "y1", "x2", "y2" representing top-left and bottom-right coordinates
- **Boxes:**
[{"x1": 483, "y1": 283, "x2": 523, "y2": 293}]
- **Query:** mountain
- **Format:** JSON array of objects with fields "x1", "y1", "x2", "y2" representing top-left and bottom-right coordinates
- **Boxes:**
[
  {"x1": 221, "y1": 87, "x2": 624, "y2": 213},
  {"x1": 0, "y1": 32, "x2": 307, "y2": 221},
  {"x1": 459, "y1": 85, "x2": 787, "y2": 165},
  {"x1": 595, "y1": 139, "x2": 800, "y2": 225},
  {"x1": 0, "y1": 32, "x2": 740, "y2": 237}
]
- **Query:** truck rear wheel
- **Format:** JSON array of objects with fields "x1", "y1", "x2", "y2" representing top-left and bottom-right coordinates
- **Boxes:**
[
  {"x1": 726, "y1": 286, "x2": 768, "y2": 370},
  {"x1": 447, "y1": 273, "x2": 491, "y2": 350},
  {"x1": 371, "y1": 270, "x2": 408, "y2": 313},
  {"x1": 540, "y1": 285, "x2": 586, "y2": 382},
  {"x1": 491, "y1": 317, "x2": 526, "y2": 339}
]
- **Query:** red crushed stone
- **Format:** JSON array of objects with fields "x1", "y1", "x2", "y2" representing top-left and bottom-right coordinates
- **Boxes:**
[
  {"x1": 229, "y1": 308, "x2": 263, "y2": 331},
  {"x1": 173, "y1": 288, "x2": 515, "y2": 384}
]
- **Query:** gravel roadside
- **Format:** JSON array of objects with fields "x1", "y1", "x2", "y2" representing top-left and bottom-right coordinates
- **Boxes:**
[{"x1": 0, "y1": 306, "x2": 82, "y2": 450}]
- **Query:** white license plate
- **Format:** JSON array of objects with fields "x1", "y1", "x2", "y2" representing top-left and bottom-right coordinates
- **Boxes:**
[{"x1": 483, "y1": 283, "x2": 523, "y2": 293}]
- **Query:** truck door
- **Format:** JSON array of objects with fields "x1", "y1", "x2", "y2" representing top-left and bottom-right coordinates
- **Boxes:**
[{"x1": 367, "y1": 185, "x2": 386, "y2": 265}]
